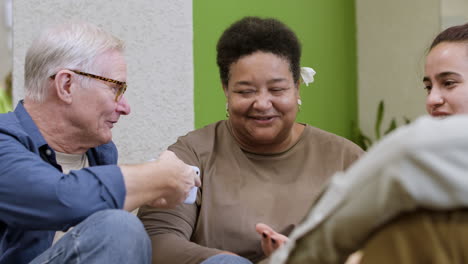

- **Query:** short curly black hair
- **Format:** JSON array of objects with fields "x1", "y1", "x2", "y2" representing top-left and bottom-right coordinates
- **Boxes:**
[{"x1": 216, "y1": 16, "x2": 302, "y2": 86}]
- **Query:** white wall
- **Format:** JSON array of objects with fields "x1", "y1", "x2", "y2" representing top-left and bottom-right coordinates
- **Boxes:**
[
  {"x1": 356, "y1": 0, "x2": 441, "y2": 141},
  {"x1": 441, "y1": 0, "x2": 468, "y2": 29},
  {"x1": 13, "y1": 0, "x2": 194, "y2": 163}
]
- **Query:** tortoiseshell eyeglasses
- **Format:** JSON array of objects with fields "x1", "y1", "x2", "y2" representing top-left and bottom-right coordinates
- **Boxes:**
[{"x1": 51, "y1": 69, "x2": 127, "y2": 102}]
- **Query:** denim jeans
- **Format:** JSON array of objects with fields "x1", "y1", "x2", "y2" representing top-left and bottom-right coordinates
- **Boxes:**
[
  {"x1": 30, "y1": 209, "x2": 151, "y2": 264},
  {"x1": 201, "y1": 254, "x2": 253, "y2": 264}
]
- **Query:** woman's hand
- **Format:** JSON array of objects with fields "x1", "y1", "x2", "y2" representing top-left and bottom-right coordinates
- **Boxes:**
[
  {"x1": 345, "y1": 251, "x2": 363, "y2": 264},
  {"x1": 255, "y1": 223, "x2": 289, "y2": 257}
]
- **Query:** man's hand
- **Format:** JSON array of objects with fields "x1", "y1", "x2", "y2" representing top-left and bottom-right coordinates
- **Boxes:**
[
  {"x1": 255, "y1": 223, "x2": 289, "y2": 257},
  {"x1": 147, "y1": 151, "x2": 201, "y2": 208},
  {"x1": 121, "y1": 150, "x2": 201, "y2": 211}
]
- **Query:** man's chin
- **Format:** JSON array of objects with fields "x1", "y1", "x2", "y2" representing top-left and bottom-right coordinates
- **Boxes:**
[{"x1": 98, "y1": 132, "x2": 113, "y2": 145}]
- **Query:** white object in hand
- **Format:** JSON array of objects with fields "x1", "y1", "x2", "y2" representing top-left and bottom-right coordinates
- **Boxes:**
[{"x1": 184, "y1": 166, "x2": 200, "y2": 204}]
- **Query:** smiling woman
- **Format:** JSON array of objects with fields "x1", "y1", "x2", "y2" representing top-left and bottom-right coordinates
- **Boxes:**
[
  {"x1": 423, "y1": 23, "x2": 468, "y2": 117},
  {"x1": 225, "y1": 52, "x2": 303, "y2": 153},
  {"x1": 138, "y1": 16, "x2": 364, "y2": 264}
]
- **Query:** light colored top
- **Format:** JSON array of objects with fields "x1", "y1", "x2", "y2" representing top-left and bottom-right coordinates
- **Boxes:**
[
  {"x1": 271, "y1": 115, "x2": 468, "y2": 264},
  {"x1": 53, "y1": 151, "x2": 89, "y2": 244},
  {"x1": 55, "y1": 151, "x2": 89, "y2": 174},
  {"x1": 138, "y1": 120, "x2": 363, "y2": 264}
]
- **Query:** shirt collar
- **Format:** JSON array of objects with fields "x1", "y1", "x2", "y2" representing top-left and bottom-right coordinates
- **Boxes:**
[{"x1": 14, "y1": 100, "x2": 48, "y2": 149}]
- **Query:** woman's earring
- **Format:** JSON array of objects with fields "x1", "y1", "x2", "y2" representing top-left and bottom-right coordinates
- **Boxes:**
[
  {"x1": 297, "y1": 99, "x2": 302, "y2": 111},
  {"x1": 226, "y1": 103, "x2": 230, "y2": 118}
]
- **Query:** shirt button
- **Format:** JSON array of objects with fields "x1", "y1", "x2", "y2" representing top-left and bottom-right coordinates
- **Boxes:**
[{"x1": 45, "y1": 149, "x2": 52, "y2": 156}]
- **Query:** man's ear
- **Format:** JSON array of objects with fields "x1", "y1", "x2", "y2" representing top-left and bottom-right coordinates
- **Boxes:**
[{"x1": 54, "y1": 70, "x2": 74, "y2": 104}]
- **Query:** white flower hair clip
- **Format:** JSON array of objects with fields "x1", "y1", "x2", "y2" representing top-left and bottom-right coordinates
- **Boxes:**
[{"x1": 300, "y1": 67, "x2": 316, "y2": 86}]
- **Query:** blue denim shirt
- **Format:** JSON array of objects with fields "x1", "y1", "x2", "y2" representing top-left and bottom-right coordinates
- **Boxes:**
[{"x1": 0, "y1": 101, "x2": 126, "y2": 264}]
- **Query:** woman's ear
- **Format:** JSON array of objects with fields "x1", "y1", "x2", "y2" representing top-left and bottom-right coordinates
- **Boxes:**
[
  {"x1": 222, "y1": 83, "x2": 229, "y2": 97},
  {"x1": 54, "y1": 70, "x2": 74, "y2": 104},
  {"x1": 295, "y1": 80, "x2": 301, "y2": 98},
  {"x1": 295, "y1": 80, "x2": 301, "y2": 90}
]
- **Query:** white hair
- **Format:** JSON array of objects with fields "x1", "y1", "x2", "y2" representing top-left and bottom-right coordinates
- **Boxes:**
[{"x1": 24, "y1": 22, "x2": 125, "y2": 102}]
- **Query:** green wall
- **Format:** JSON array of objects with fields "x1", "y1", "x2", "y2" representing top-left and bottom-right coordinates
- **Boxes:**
[{"x1": 193, "y1": 0, "x2": 357, "y2": 139}]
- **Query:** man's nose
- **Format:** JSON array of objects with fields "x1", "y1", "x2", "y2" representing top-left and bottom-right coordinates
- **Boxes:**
[{"x1": 116, "y1": 95, "x2": 131, "y2": 115}]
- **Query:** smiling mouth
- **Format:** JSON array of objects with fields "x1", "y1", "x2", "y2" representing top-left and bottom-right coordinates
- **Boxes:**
[
  {"x1": 249, "y1": 116, "x2": 278, "y2": 124},
  {"x1": 107, "y1": 121, "x2": 117, "y2": 128},
  {"x1": 251, "y1": 116, "x2": 276, "y2": 120}
]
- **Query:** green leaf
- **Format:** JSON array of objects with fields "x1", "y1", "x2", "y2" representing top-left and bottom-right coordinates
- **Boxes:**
[
  {"x1": 403, "y1": 116, "x2": 411, "y2": 124},
  {"x1": 374, "y1": 100, "x2": 384, "y2": 140},
  {"x1": 361, "y1": 134, "x2": 372, "y2": 151},
  {"x1": 350, "y1": 120, "x2": 372, "y2": 151},
  {"x1": 350, "y1": 100, "x2": 412, "y2": 151},
  {"x1": 384, "y1": 118, "x2": 397, "y2": 135}
]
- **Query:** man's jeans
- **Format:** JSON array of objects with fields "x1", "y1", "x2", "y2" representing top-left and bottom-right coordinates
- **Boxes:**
[
  {"x1": 201, "y1": 254, "x2": 253, "y2": 264},
  {"x1": 30, "y1": 209, "x2": 151, "y2": 264}
]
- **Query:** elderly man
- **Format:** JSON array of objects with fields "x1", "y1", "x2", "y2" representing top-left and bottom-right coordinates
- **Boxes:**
[{"x1": 0, "y1": 23, "x2": 200, "y2": 264}]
